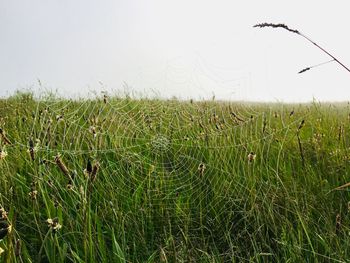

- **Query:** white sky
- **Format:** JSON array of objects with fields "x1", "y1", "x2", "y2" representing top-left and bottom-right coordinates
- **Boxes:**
[{"x1": 1, "y1": 0, "x2": 350, "y2": 102}]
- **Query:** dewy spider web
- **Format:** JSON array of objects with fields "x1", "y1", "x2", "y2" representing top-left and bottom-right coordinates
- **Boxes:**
[
  {"x1": 8, "y1": 94, "x2": 306, "y2": 218},
  {"x1": 3, "y1": 88, "x2": 336, "y2": 261},
  {"x1": 0, "y1": 57, "x2": 317, "y2": 261}
]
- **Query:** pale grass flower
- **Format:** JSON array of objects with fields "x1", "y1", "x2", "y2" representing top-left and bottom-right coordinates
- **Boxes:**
[
  {"x1": 0, "y1": 149, "x2": 7, "y2": 160},
  {"x1": 47, "y1": 218, "x2": 62, "y2": 231},
  {"x1": 28, "y1": 190, "x2": 38, "y2": 200},
  {"x1": 248, "y1": 152, "x2": 256, "y2": 162},
  {"x1": 0, "y1": 207, "x2": 7, "y2": 220}
]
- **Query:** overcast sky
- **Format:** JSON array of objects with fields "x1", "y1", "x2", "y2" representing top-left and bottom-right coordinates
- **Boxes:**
[{"x1": 1, "y1": 0, "x2": 350, "y2": 102}]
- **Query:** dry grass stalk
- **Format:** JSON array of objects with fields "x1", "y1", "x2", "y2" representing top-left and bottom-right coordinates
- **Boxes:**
[
  {"x1": 296, "y1": 133, "x2": 305, "y2": 167},
  {"x1": 338, "y1": 125, "x2": 343, "y2": 141},
  {"x1": 159, "y1": 246, "x2": 168, "y2": 263},
  {"x1": 333, "y1": 182, "x2": 350, "y2": 191},
  {"x1": 0, "y1": 128, "x2": 11, "y2": 145},
  {"x1": 254, "y1": 22, "x2": 350, "y2": 74},
  {"x1": 296, "y1": 120, "x2": 305, "y2": 167},
  {"x1": 15, "y1": 239, "x2": 21, "y2": 257}
]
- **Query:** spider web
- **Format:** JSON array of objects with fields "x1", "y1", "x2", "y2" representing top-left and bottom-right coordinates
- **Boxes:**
[
  {"x1": 0, "y1": 56, "x2": 323, "y2": 260},
  {"x1": 0, "y1": 90, "x2": 311, "y2": 258}
]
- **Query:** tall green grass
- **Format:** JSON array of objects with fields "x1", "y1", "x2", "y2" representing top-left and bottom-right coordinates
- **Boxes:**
[{"x1": 1, "y1": 92, "x2": 350, "y2": 262}]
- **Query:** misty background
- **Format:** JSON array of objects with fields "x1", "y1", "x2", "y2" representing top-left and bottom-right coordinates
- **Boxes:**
[{"x1": 1, "y1": 0, "x2": 349, "y2": 102}]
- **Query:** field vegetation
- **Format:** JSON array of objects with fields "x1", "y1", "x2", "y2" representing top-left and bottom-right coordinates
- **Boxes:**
[{"x1": 1, "y1": 92, "x2": 350, "y2": 262}]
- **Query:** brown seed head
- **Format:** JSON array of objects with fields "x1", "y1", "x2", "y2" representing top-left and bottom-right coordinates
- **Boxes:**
[
  {"x1": 87, "y1": 159, "x2": 92, "y2": 174},
  {"x1": 336, "y1": 213, "x2": 341, "y2": 233},
  {"x1": 298, "y1": 67, "x2": 311, "y2": 74},
  {"x1": 91, "y1": 162, "x2": 100, "y2": 182},
  {"x1": 298, "y1": 120, "x2": 305, "y2": 131},
  {"x1": 253, "y1": 23, "x2": 300, "y2": 34},
  {"x1": 55, "y1": 155, "x2": 69, "y2": 177},
  {"x1": 29, "y1": 138, "x2": 35, "y2": 161},
  {"x1": 15, "y1": 239, "x2": 21, "y2": 257}
]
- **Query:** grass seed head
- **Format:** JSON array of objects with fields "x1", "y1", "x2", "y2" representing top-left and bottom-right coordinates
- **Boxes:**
[
  {"x1": 28, "y1": 190, "x2": 38, "y2": 200},
  {"x1": 0, "y1": 208, "x2": 7, "y2": 220},
  {"x1": 55, "y1": 154, "x2": 69, "y2": 177},
  {"x1": 198, "y1": 163, "x2": 206, "y2": 177},
  {"x1": 298, "y1": 120, "x2": 305, "y2": 131},
  {"x1": 0, "y1": 149, "x2": 8, "y2": 160},
  {"x1": 47, "y1": 218, "x2": 62, "y2": 232},
  {"x1": 53, "y1": 198, "x2": 59, "y2": 208},
  {"x1": 67, "y1": 179, "x2": 74, "y2": 190},
  {"x1": 56, "y1": 115, "x2": 64, "y2": 122},
  {"x1": 298, "y1": 67, "x2": 311, "y2": 74},
  {"x1": 253, "y1": 22, "x2": 300, "y2": 34},
  {"x1": 28, "y1": 138, "x2": 35, "y2": 161},
  {"x1": 89, "y1": 126, "x2": 97, "y2": 138},
  {"x1": 248, "y1": 152, "x2": 256, "y2": 162},
  {"x1": 87, "y1": 159, "x2": 92, "y2": 174},
  {"x1": 91, "y1": 162, "x2": 100, "y2": 182}
]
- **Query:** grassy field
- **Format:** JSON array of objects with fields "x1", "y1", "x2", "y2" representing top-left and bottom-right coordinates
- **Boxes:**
[{"x1": 1, "y1": 92, "x2": 350, "y2": 262}]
